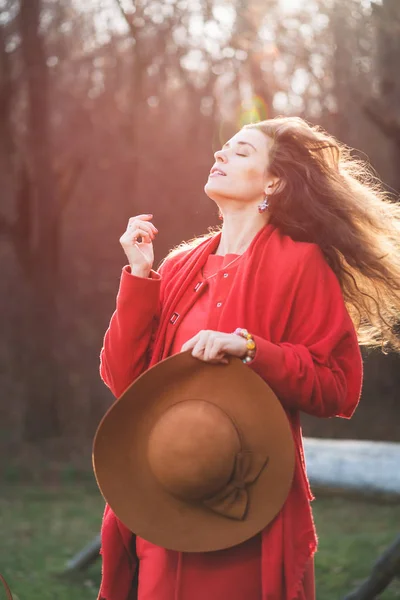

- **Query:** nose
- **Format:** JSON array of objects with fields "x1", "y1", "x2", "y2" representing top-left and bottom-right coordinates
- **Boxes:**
[{"x1": 214, "y1": 148, "x2": 227, "y2": 162}]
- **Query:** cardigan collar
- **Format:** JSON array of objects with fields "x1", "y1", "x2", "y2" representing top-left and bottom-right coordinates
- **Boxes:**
[{"x1": 150, "y1": 223, "x2": 276, "y2": 366}]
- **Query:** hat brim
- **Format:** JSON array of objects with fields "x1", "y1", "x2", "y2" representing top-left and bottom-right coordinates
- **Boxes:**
[{"x1": 93, "y1": 351, "x2": 295, "y2": 552}]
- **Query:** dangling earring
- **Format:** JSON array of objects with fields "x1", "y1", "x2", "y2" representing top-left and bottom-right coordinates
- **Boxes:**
[{"x1": 258, "y1": 195, "x2": 269, "y2": 214}]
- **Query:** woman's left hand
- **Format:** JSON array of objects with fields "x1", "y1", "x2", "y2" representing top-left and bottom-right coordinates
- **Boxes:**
[{"x1": 181, "y1": 330, "x2": 247, "y2": 364}]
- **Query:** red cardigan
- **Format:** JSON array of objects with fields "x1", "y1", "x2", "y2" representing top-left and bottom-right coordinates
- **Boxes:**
[{"x1": 98, "y1": 223, "x2": 363, "y2": 600}]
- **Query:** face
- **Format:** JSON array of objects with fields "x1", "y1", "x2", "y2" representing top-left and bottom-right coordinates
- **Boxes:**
[{"x1": 204, "y1": 128, "x2": 274, "y2": 204}]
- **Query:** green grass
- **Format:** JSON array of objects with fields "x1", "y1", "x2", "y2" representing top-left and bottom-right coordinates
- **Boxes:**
[
  {"x1": 0, "y1": 482, "x2": 399, "y2": 599},
  {"x1": 0, "y1": 481, "x2": 104, "y2": 600},
  {"x1": 313, "y1": 496, "x2": 400, "y2": 599}
]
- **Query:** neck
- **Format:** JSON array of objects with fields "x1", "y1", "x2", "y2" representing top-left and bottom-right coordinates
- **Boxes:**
[{"x1": 215, "y1": 209, "x2": 270, "y2": 255}]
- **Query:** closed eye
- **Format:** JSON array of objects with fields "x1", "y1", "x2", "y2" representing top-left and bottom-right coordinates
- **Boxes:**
[{"x1": 236, "y1": 153, "x2": 248, "y2": 157}]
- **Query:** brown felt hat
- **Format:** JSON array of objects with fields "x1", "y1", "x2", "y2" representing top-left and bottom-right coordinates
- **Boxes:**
[{"x1": 93, "y1": 350, "x2": 295, "y2": 552}]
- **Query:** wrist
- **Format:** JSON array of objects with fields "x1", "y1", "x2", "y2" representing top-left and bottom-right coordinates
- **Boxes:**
[
  {"x1": 129, "y1": 265, "x2": 151, "y2": 278},
  {"x1": 233, "y1": 328, "x2": 256, "y2": 364}
]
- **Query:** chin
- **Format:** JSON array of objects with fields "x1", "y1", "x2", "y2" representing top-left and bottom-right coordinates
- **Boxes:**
[{"x1": 204, "y1": 179, "x2": 228, "y2": 200}]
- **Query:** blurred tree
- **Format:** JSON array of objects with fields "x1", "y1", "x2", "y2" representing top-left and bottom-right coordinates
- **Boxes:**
[
  {"x1": 0, "y1": 0, "x2": 399, "y2": 456},
  {"x1": 0, "y1": 0, "x2": 83, "y2": 442},
  {"x1": 364, "y1": 0, "x2": 400, "y2": 189},
  {"x1": 18, "y1": 0, "x2": 65, "y2": 440}
]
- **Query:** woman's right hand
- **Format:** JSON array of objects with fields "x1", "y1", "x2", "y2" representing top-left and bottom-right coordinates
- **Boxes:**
[{"x1": 119, "y1": 214, "x2": 158, "y2": 278}]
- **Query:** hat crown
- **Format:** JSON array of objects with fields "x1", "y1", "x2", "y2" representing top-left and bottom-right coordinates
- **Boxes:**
[{"x1": 147, "y1": 400, "x2": 240, "y2": 501}]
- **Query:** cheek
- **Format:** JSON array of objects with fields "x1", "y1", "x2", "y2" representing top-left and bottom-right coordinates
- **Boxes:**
[
  {"x1": 246, "y1": 166, "x2": 263, "y2": 179},
  {"x1": 239, "y1": 166, "x2": 265, "y2": 188}
]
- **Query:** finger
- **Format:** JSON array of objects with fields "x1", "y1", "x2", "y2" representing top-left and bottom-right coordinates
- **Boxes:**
[
  {"x1": 127, "y1": 221, "x2": 156, "y2": 238},
  {"x1": 205, "y1": 338, "x2": 228, "y2": 363},
  {"x1": 129, "y1": 214, "x2": 153, "y2": 222},
  {"x1": 208, "y1": 338, "x2": 225, "y2": 361},
  {"x1": 191, "y1": 337, "x2": 208, "y2": 360},
  {"x1": 210, "y1": 355, "x2": 229, "y2": 365},
  {"x1": 181, "y1": 333, "x2": 200, "y2": 353},
  {"x1": 129, "y1": 228, "x2": 153, "y2": 244},
  {"x1": 128, "y1": 217, "x2": 158, "y2": 236},
  {"x1": 194, "y1": 331, "x2": 215, "y2": 361},
  {"x1": 203, "y1": 335, "x2": 219, "y2": 362},
  {"x1": 127, "y1": 226, "x2": 154, "y2": 243},
  {"x1": 129, "y1": 220, "x2": 158, "y2": 235}
]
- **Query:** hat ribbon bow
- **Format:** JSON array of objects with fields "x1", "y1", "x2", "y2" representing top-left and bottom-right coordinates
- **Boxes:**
[{"x1": 203, "y1": 451, "x2": 269, "y2": 521}]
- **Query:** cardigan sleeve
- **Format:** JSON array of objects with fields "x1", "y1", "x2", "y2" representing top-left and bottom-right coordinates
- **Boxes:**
[
  {"x1": 99, "y1": 266, "x2": 162, "y2": 398},
  {"x1": 249, "y1": 245, "x2": 363, "y2": 418}
]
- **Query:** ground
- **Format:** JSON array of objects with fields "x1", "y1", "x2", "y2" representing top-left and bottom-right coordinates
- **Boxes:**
[{"x1": 0, "y1": 478, "x2": 399, "y2": 599}]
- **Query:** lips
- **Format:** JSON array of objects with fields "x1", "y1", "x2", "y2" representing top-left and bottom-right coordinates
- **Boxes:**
[{"x1": 209, "y1": 167, "x2": 226, "y2": 177}]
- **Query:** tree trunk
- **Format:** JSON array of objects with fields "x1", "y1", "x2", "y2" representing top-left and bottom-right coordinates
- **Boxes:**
[
  {"x1": 19, "y1": 0, "x2": 64, "y2": 441},
  {"x1": 365, "y1": 0, "x2": 400, "y2": 190}
]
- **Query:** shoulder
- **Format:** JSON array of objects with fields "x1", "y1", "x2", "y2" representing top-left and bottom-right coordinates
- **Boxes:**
[
  {"x1": 268, "y1": 228, "x2": 327, "y2": 270},
  {"x1": 254, "y1": 228, "x2": 338, "y2": 295},
  {"x1": 278, "y1": 233, "x2": 341, "y2": 299},
  {"x1": 157, "y1": 248, "x2": 192, "y2": 275},
  {"x1": 157, "y1": 230, "x2": 220, "y2": 276}
]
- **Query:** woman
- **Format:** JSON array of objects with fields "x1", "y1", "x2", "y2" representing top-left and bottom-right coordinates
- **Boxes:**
[{"x1": 98, "y1": 116, "x2": 400, "y2": 600}]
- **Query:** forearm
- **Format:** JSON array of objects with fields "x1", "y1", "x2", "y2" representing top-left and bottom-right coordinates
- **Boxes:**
[
  {"x1": 100, "y1": 266, "x2": 161, "y2": 398},
  {"x1": 249, "y1": 335, "x2": 362, "y2": 418}
]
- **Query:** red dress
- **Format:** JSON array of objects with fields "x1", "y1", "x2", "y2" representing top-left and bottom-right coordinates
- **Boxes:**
[
  {"x1": 136, "y1": 253, "x2": 263, "y2": 599},
  {"x1": 98, "y1": 224, "x2": 362, "y2": 600}
]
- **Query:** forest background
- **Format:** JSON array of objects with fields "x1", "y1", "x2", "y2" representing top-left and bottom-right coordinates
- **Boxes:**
[{"x1": 1, "y1": 0, "x2": 399, "y2": 477}]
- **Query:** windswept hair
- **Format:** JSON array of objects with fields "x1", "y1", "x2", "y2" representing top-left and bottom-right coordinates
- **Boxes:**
[
  {"x1": 246, "y1": 117, "x2": 400, "y2": 352},
  {"x1": 167, "y1": 116, "x2": 400, "y2": 352}
]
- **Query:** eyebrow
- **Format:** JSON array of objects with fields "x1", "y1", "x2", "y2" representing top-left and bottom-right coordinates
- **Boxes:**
[{"x1": 222, "y1": 140, "x2": 257, "y2": 152}]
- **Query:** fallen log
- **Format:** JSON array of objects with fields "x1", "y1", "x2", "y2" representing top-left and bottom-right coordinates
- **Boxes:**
[
  {"x1": 342, "y1": 535, "x2": 400, "y2": 599},
  {"x1": 63, "y1": 438, "x2": 400, "y2": 575},
  {"x1": 303, "y1": 438, "x2": 400, "y2": 500},
  {"x1": 61, "y1": 534, "x2": 101, "y2": 575}
]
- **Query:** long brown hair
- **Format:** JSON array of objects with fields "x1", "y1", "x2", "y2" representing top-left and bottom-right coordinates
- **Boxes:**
[
  {"x1": 244, "y1": 117, "x2": 400, "y2": 352},
  {"x1": 166, "y1": 116, "x2": 400, "y2": 352}
]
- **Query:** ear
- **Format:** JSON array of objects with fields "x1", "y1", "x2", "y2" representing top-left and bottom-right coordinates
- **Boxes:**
[{"x1": 264, "y1": 176, "x2": 282, "y2": 196}]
